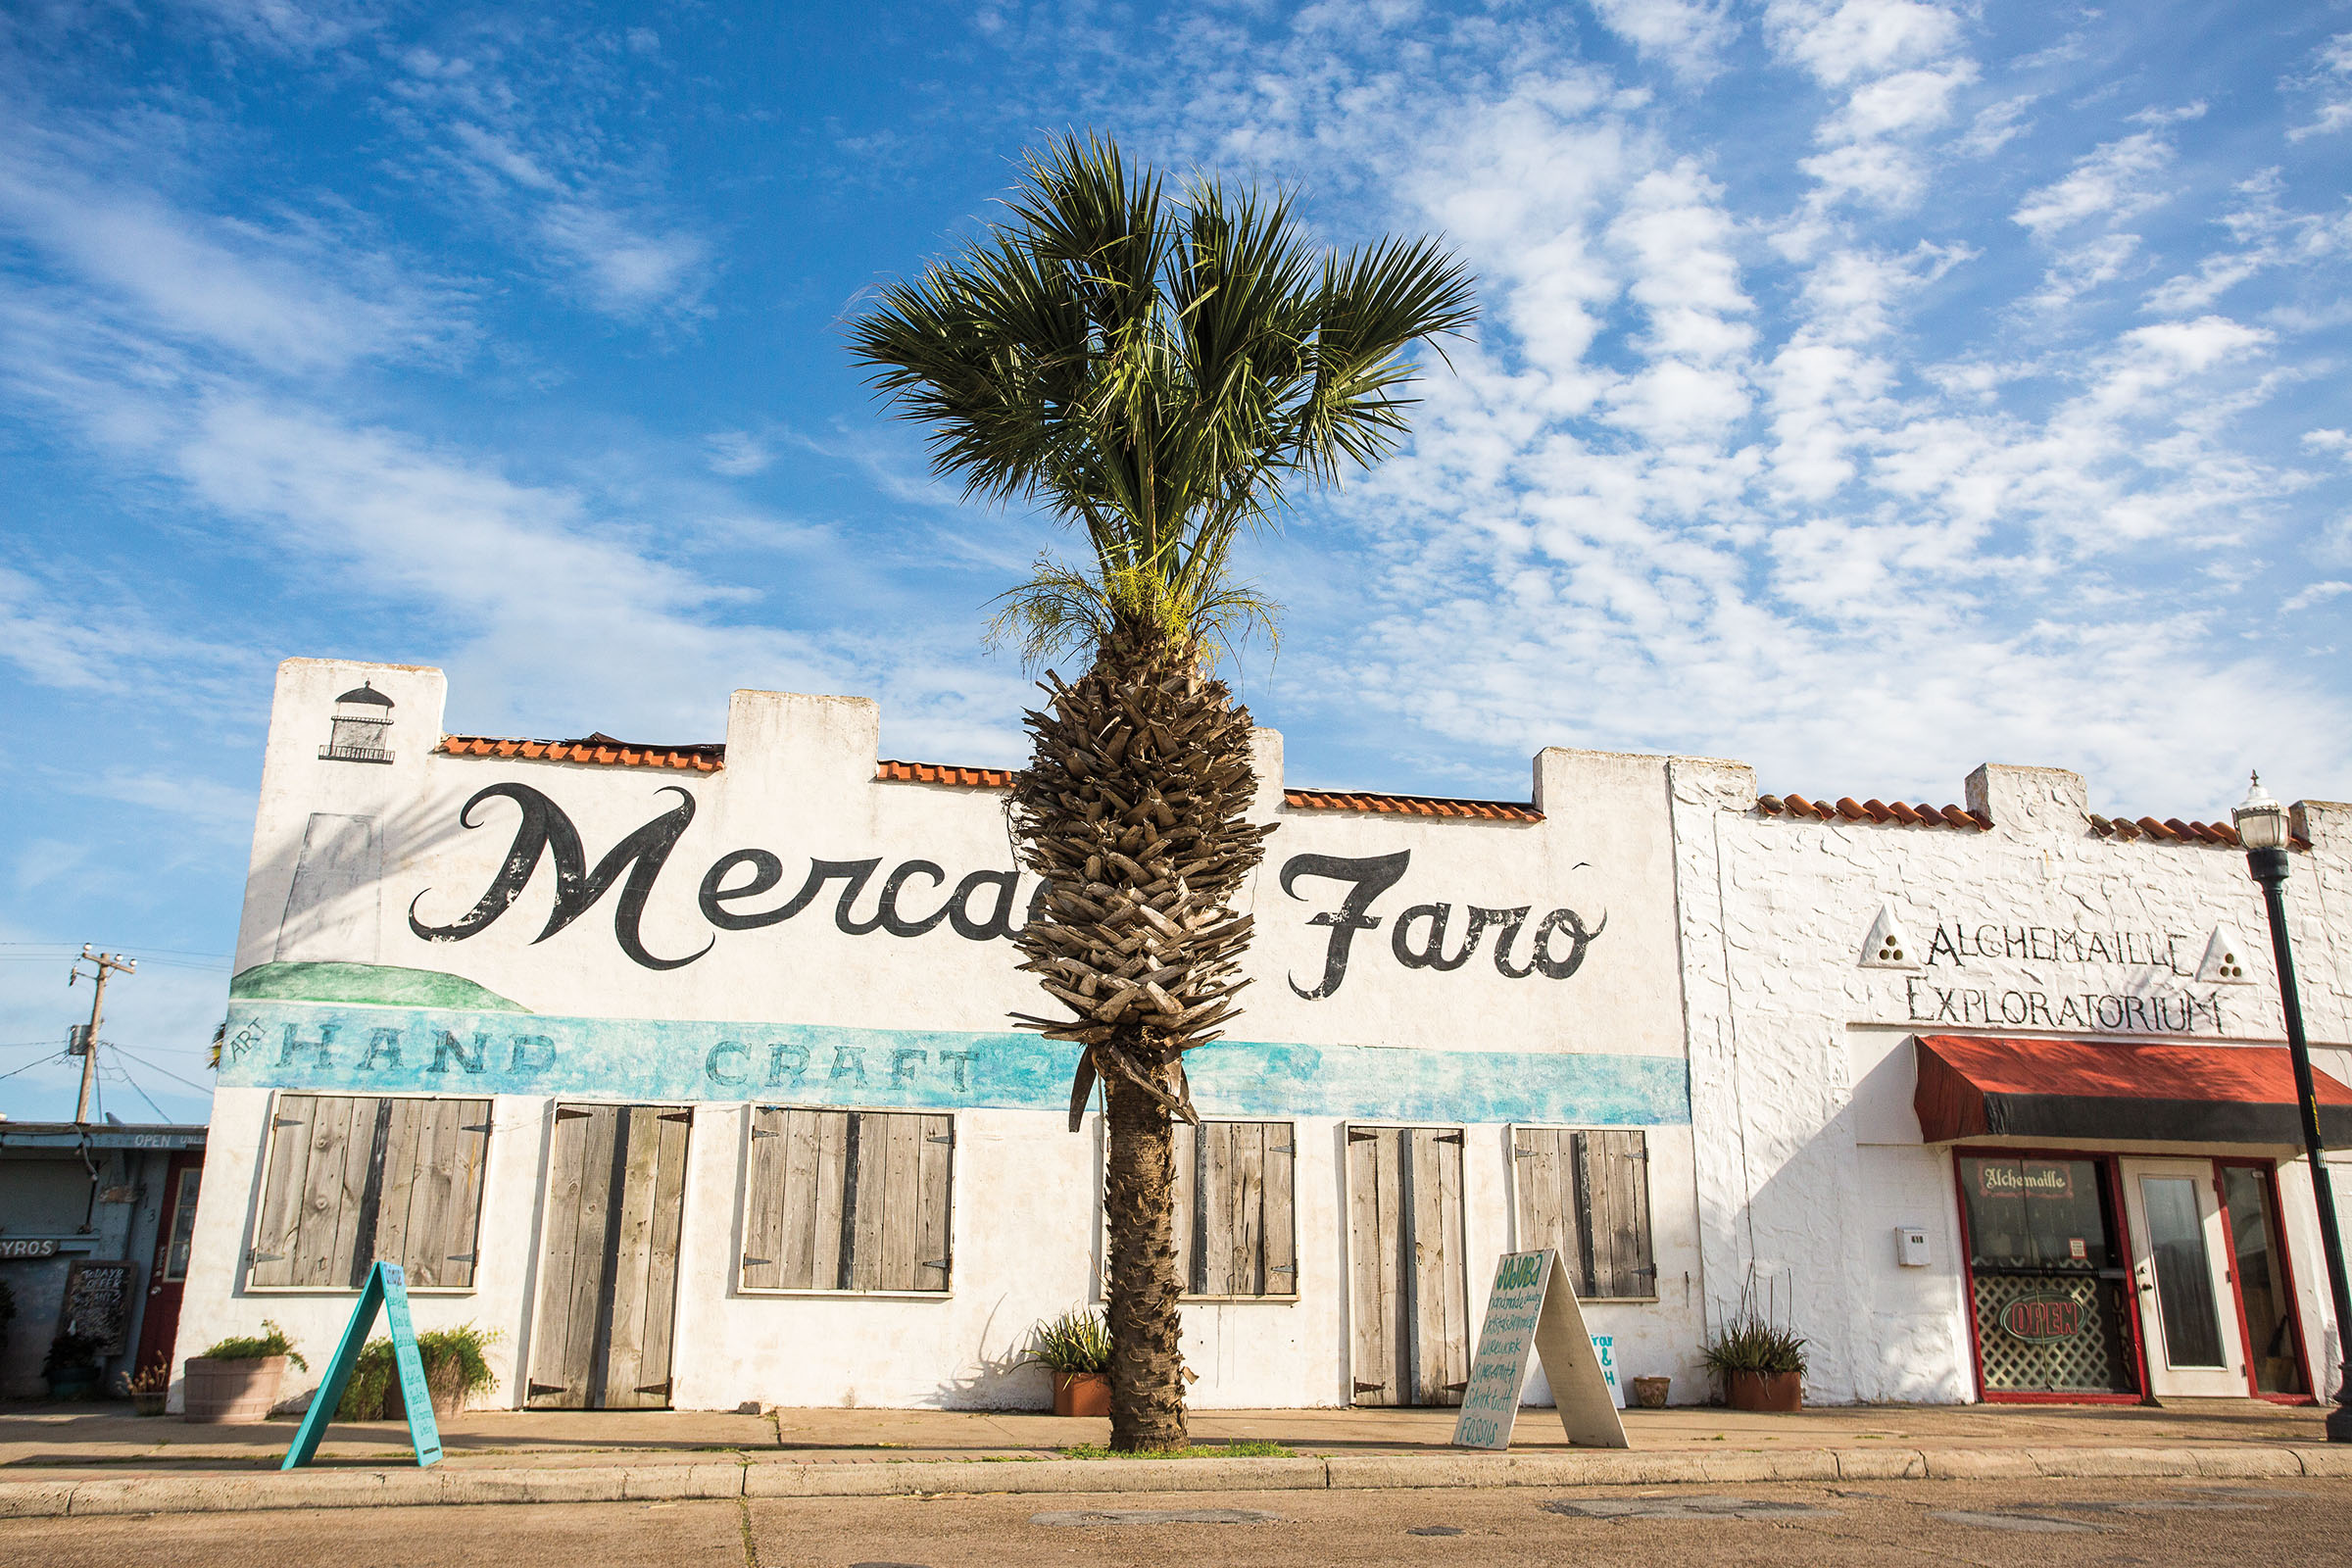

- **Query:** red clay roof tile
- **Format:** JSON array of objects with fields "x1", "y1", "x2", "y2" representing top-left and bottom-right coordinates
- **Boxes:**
[
  {"x1": 1283, "y1": 789, "x2": 1542, "y2": 821},
  {"x1": 1754, "y1": 793, "x2": 1989, "y2": 830},
  {"x1": 437, "y1": 734, "x2": 724, "y2": 772},
  {"x1": 876, "y1": 760, "x2": 1017, "y2": 788}
]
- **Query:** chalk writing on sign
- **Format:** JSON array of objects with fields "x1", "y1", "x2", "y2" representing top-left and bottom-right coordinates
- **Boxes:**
[{"x1": 62, "y1": 1260, "x2": 136, "y2": 1355}]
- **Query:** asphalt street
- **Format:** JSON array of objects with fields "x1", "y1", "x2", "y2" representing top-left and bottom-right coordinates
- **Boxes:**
[{"x1": 2, "y1": 1477, "x2": 2346, "y2": 1567}]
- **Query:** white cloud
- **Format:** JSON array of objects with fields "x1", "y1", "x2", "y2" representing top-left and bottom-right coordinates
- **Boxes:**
[
  {"x1": 1587, "y1": 0, "x2": 1740, "y2": 78},
  {"x1": 1763, "y1": 0, "x2": 1965, "y2": 88},
  {"x1": 177, "y1": 0, "x2": 377, "y2": 57},
  {"x1": 388, "y1": 46, "x2": 711, "y2": 319},
  {"x1": 2287, "y1": 33, "x2": 2352, "y2": 141},
  {"x1": 705, "y1": 430, "x2": 777, "y2": 477},
  {"x1": 0, "y1": 126, "x2": 470, "y2": 375},
  {"x1": 1957, "y1": 94, "x2": 2034, "y2": 157},
  {"x1": 2281, "y1": 580, "x2": 2352, "y2": 613},
  {"x1": 2012, "y1": 129, "x2": 2176, "y2": 237},
  {"x1": 536, "y1": 201, "x2": 710, "y2": 317}
]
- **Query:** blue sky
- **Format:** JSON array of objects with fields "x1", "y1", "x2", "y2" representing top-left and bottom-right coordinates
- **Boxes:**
[{"x1": 4, "y1": 0, "x2": 2349, "y2": 1122}]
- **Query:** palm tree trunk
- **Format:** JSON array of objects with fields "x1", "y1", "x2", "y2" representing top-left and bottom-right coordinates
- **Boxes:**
[
  {"x1": 1006, "y1": 625, "x2": 1271, "y2": 1451},
  {"x1": 1101, "y1": 1037, "x2": 1187, "y2": 1450}
]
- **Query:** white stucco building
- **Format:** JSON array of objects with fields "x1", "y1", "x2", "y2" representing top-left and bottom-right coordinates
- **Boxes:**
[{"x1": 167, "y1": 658, "x2": 2350, "y2": 1415}]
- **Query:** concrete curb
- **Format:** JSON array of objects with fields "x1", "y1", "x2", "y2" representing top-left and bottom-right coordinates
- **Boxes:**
[{"x1": 1, "y1": 1446, "x2": 2344, "y2": 1518}]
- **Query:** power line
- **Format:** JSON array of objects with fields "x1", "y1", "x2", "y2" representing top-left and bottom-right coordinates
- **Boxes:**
[
  {"x1": 105, "y1": 1043, "x2": 217, "y2": 1098},
  {"x1": 0, "y1": 1051, "x2": 70, "y2": 1082},
  {"x1": 100, "y1": 1056, "x2": 175, "y2": 1125},
  {"x1": 0, "y1": 943, "x2": 230, "y2": 958}
]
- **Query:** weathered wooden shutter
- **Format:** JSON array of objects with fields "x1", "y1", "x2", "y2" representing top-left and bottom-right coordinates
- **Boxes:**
[
  {"x1": 1347, "y1": 1125, "x2": 1468, "y2": 1407},
  {"x1": 361, "y1": 1097, "x2": 492, "y2": 1288},
  {"x1": 528, "y1": 1103, "x2": 692, "y2": 1409},
  {"x1": 1170, "y1": 1121, "x2": 1296, "y2": 1298},
  {"x1": 1575, "y1": 1130, "x2": 1654, "y2": 1299},
  {"x1": 246, "y1": 1093, "x2": 370, "y2": 1287},
  {"x1": 249, "y1": 1092, "x2": 325, "y2": 1286},
  {"x1": 741, "y1": 1107, "x2": 952, "y2": 1293},
  {"x1": 1513, "y1": 1127, "x2": 1655, "y2": 1299},
  {"x1": 250, "y1": 1094, "x2": 492, "y2": 1290},
  {"x1": 600, "y1": 1106, "x2": 693, "y2": 1408},
  {"x1": 1511, "y1": 1125, "x2": 1580, "y2": 1282},
  {"x1": 529, "y1": 1103, "x2": 620, "y2": 1408}
]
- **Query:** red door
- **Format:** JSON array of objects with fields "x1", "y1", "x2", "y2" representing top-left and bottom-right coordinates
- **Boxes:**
[{"x1": 133, "y1": 1152, "x2": 204, "y2": 1378}]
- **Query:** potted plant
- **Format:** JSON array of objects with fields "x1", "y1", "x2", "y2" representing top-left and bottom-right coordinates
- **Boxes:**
[
  {"x1": 1027, "y1": 1309, "x2": 1112, "y2": 1417},
  {"x1": 1630, "y1": 1374, "x2": 1672, "y2": 1408},
  {"x1": 340, "y1": 1324, "x2": 499, "y2": 1421},
  {"x1": 184, "y1": 1321, "x2": 307, "y2": 1423},
  {"x1": 1701, "y1": 1313, "x2": 1806, "y2": 1412},
  {"x1": 41, "y1": 1332, "x2": 104, "y2": 1400},
  {"x1": 127, "y1": 1359, "x2": 172, "y2": 1416}
]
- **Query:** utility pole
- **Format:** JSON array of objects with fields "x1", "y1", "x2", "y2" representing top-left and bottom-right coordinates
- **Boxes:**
[{"x1": 69, "y1": 946, "x2": 135, "y2": 1126}]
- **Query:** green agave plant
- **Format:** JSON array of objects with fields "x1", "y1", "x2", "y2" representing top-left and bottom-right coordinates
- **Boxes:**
[
  {"x1": 1699, "y1": 1313, "x2": 1808, "y2": 1377},
  {"x1": 1027, "y1": 1308, "x2": 1113, "y2": 1375}
]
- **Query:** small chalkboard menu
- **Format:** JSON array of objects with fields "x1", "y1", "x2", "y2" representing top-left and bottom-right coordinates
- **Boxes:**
[{"x1": 63, "y1": 1260, "x2": 137, "y2": 1355}]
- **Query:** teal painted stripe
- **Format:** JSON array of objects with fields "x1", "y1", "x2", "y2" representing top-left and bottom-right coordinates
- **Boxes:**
[{"x1": 217, "y1": 1001, "x2": 1690, "y2": 1126}]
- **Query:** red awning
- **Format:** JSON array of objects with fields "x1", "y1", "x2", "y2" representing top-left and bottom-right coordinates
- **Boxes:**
[{"x1": 1914, "y1": 1033, "x2": 2352, "y2": 1147}]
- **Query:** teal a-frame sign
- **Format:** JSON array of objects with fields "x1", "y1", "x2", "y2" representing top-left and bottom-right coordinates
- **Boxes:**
[{"x1": 281, "y1": 1260, "x2": 443, "y2": 1469}]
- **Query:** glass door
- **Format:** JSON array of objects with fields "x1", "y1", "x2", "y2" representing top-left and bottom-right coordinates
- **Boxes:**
[
  {"x1": 1956, "y1": 1154, "x2": 2137, "y2": 1397},
  {"x1": 2119, "y1": 1158, "x2": 2247, "y2": 1398},
  {"x1": 2219, "y1": 1163, "x2": 2309, "y2": 1397}
]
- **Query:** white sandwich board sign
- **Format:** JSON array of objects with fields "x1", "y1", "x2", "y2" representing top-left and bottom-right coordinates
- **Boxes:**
[{"x1": 1451, "y1": 1249, "x2": 1630, "y2": 1449}]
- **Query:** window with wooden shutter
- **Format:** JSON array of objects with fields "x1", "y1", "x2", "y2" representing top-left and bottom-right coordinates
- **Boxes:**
[
  {"x1": 739, "y1": 1106, "x2": 954, "y2": 1293},
  {"x1": 1170, "y1": 1119, "x2": 1297, "y2": 1299},
  {"x1": 1510, "y1": 1126, "x2": 1656, "y2": 1300},
  {"x1": 246, "y1": 1093, "x2": 492, "y2": 1291}
]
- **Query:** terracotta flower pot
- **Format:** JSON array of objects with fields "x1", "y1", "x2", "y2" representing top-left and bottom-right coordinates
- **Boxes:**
[
  {"x1": 1630, "y1": 1375, "x2": 1672, "y2": 1409},
  {"x1": 1052, "y1": 1370, "x2": 1111, "y2": 1417},
  {"x1": 182, "y1": 1355, "x2": 288, "y2": 1423},
  {"x1": 1724, "y1": 1369, "x2": 1802, "y2": 1412}
]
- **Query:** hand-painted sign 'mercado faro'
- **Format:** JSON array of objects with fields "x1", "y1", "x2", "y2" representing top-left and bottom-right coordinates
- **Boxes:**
[{"x1": 1999, "y1": 1294, "x2": 2084, "y2": 1343}]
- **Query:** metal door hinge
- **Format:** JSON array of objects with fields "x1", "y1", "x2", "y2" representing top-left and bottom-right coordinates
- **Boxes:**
[
  {"x1": 927, "y1": 1134, "x2": 954, "y2": 1145},
  {"x1": 1352, "y1": 1379, "x2": 1387, "y2": 1394},
  {"x1": 922, "y1": 1258, "x2": 951, "y2": 1270},
  {"x1": 527, "y1": 1382, "x2": 567, "y2": 1396},
  {"x1": 461, "y1": 1122, "x2": 492, "y2": 1134},
  {"x1": 556, "y1": 1107, "x2": 592, "y2": 1121},
  {"x1": 1268, "y1": 1145, "x2": 1295, "y2": 1154},
  {"x1": 660, "y1": 1110, "x2": 693, "y2": 1123},
  {"x1": 751, "y1": 1128, "x2": 778, "y2": 1139},
  {"x1": 445, "y1": 1252, "x2": 476, "y2": 1264},
  {"x1": 1514, "y1": 1146, "x2": 1538, "y2": 1157},
  {"x1": 248, "y1": 1251, "x2": 283, "y2": 1264},
  {"x1": 1435, "y1": 1132, "x2": 1464, "y2": 1145},
  {"x1": 1348, "y1": 1129, "x2": 1379, "y2": 1143},
  {"x1": 743, "y1": 1256, "x2": 772, "y2": 1268},
  {"x1": 635, "y1": 1380, "x2": 672, "y2": 1396}
]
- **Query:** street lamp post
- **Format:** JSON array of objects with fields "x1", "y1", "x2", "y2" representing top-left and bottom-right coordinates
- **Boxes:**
[{"x1": 2232, "y1": 774, "x2": 2352, "y2": 1442}]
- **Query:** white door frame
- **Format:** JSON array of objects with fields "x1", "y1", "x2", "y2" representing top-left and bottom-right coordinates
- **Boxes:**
[{"x1": 2119, "y1": 1156, "x2": 2246, "y2": 1398}]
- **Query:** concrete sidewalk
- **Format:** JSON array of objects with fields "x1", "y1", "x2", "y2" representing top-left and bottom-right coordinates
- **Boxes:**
[{"x1": 1, "y1": 1398, "x2": 2345, "y2": 1518}]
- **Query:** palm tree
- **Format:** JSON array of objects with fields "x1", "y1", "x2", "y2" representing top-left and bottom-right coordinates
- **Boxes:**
[{"x1": 852, "y1": 133, "x2": 1474, "y2": 1451}]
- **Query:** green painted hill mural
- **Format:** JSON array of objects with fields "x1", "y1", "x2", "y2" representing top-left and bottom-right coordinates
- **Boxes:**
[{"x1": 229, "y1": 961, "x2": 530, "y2": 1013}]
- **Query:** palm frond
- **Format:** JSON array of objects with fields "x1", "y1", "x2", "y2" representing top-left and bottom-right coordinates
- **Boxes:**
[{"x1": 852, "y1": 131, "x2": 1476, "y2": 659}]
